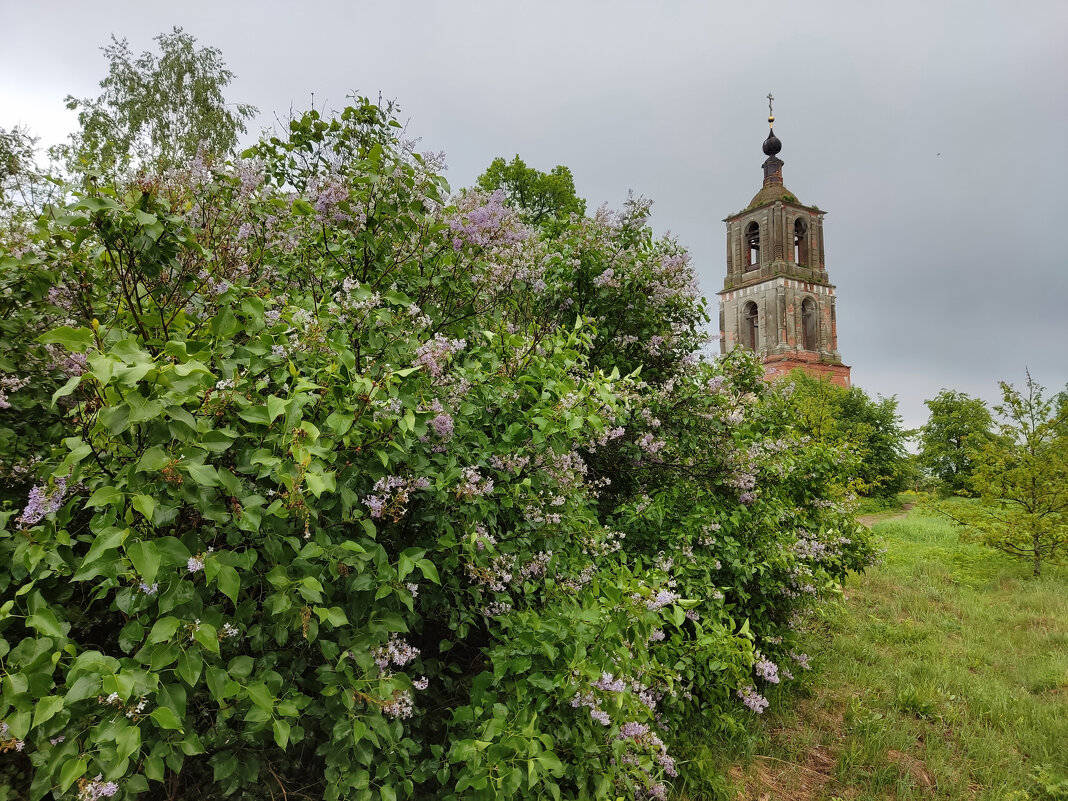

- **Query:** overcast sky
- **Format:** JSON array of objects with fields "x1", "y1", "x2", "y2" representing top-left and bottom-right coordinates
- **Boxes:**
[{"x1": 3, "y1": 0, "x2": 1066, "y2": 432}]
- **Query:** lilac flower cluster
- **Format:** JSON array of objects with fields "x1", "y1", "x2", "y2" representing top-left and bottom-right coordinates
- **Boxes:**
[
  {"x1": 754, "y1": 654, "x2": 780, "y2": 684},
  {"x1": 737, "y1": 686, "x2": 770, "y2": 714},
  {"x1": 429, "y1": 411, "x2": 454, "y2": 439},
  {"x1": 373, "y1": 634, "x2": 420, "y2": 672},
  {"x1": 518, "y1": 551, "x2": 552, "y2": 581},
  {"x1": 381, "y1": 689, "x2": 414, "y2": 720},
  {"x1": 636, "y1": 432, "x2": 666, "y2": 458},
  {"x1": 592, "y1": 267, "x2": 619, "y2": 288},
  {"x1": 445, "y1": 189, "x2": 529, "y2": 251},
  {"x1": 308, "y1": 172, "x2": 350, "y2": 223},
  {"x1": 641, "y1": 589, "x2": 680, "y2": 611},
  {"x1": 489, "y1": 452, "x2": 531, "y2": 474},
  {"x1": 413, "y1": 334, "x2": 466, "y2": 378},
  {"x1": 18, "y1": 477, "x2": 68, "y2": 527},
  {"x1": 331, "y1": 277, "x2": 381, "y2": 325},
  {"x1": 456, "y1": 466, "x2": 494, "y2": 500},
  {"x1": 616, "y1": 721, "x2": 677, "y2": 778},
  {"x1": 570, "y1": 690, "x2": 611, "y2": 726},
  {"x1": 45, "y1": 344, "x2": 88, "y2": 377},
  {"x1": 363, "y1": 475, "x2": 430, "y2": 519},
  {"x1": 592, "y1": 672, "x2": 626, "y2": 694},
  {"x1": 467, "y1": 554, "x2": 515, "y2": 592},
  {"x1": 0, "y1": 374, "x2": 30, "y2": 408},
  {"x1": 481, "y1": 601, "x2": 513, "y2": 617},
  {"x1": 77, "y1": 775, "x2": 120, "y2": 800}
]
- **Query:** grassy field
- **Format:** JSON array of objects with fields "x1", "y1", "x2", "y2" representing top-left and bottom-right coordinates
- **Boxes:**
[{"x1": 678, "y1": 506, "x2": 1068, "y2": 801}]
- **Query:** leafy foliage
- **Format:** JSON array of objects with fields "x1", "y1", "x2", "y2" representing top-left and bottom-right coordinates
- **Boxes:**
[
  {"x1": 0, "y1": 99, "x2": 875, "y2": 800},
  {"x1": 785, "y1": 370, "x2": 912, "y2": 500},
  {"x1": 941, "y1": 375, "x2": 1068, "y2": 577},
  {"x1": 918, "y1": 390, "x2": 995, "y2": 495},
  {"x1": 58, "y1": 27, "x2": 257, "y2": 176},
  {"x1": 476, "y1": 155, "x2": 585, "y2": 231}
]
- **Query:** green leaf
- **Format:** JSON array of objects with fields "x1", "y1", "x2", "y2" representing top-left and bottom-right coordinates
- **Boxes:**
[
  {"x1": 39, "y1": 326, "x2": 94, "y2": 352},
  {"x1": 216, "y1": 565, "x2": 240, "y2": 603},
  {"x1": 148, "y1": 616, "x2": 180, "y2": 644},
  {"x1": 51, "y1": 374, "x2": 83, "y2": 407},
  {"x1": 86, "y1": 485, "x2": 122, "y2": 508},
  {"x1": 27, "y1": 609, "x2": 66, "y2": 638},
  {"x1": 416, "y1": 559, "x2": 440, "y2": 585},
  {"x1": 177, "y1": 648, "x2": 203, "y2": 687},
  {"x1": 272, "y1": 718, "x2": 291, "y2": 749},
  {"x1": 115, "y1": 723, "x2": 141, "y2": 761},
  {"x1": 137, "y1": 446, "x2": 171, "y2": 472},
  {"x1": 305, "y1": 470, "x2": 336, "y2": 498},
  {"x1": 187, "y1": 463, "x2": 221, "y2": 487},
  {"x1": 59, "y1": 756, "x2": 87, "y2": 792},
  {"x1": 81, "y1": 526, "x2": 126, "y2": 568},
  {"x1": 266, "y1": 394, "x2": 287, "y2": 422},
  {"x1": 194, "y1": 622, "x2": 220, "y2": 654},
  {"x1": 150, "y1": 705, "x2": 184, "y2": 731},
  {"x1": 132, "y1": 494, "x2": 156, "y2": 522},
  {"x1": 127, "y1": 540, "x2": 161, "y2": 585},
  {"x1": 247, "y1": 683, "x2": 274, "y2": 711},
  {"x1": 238, "y1": 405, "x2": 271, "y2": 425},
  {"x1": 32, "y1": 695, "x2": 65, "y2": 728}
]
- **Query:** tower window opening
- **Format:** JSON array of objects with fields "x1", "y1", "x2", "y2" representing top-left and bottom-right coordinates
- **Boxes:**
[
  {"x1": 794, "y1": 218, "x2": 809, "y2": 265},
  {"x1": 743, "y1": 301, "x2": 759, "y2": 350},
  {"x1": 745, "y1": 222, "x2": 760, "y2": 269},
  {"x1": 801, "y1": 297, "x2": 817, "y2": 351}
]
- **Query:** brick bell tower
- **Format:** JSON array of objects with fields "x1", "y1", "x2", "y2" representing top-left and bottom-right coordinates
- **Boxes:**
[{"x1": 718, "y1": 96, "x2": 850, "y2": 387}]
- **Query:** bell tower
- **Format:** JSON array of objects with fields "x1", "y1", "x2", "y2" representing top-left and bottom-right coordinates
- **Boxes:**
[{"x1": 718, "y1": 97, "x2": 850, "y2": 387}]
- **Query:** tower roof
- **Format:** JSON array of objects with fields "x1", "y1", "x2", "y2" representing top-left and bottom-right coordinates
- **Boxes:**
[{"x1": 748, "y1": 100, "x2": 801, "y2": 208}]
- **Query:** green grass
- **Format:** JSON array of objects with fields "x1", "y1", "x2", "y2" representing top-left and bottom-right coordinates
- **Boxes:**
[{"x1": 677, "y1": 510, "x2": 1068, "y2": 801}]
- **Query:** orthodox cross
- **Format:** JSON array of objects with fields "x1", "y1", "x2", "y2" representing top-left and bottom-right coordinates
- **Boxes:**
[{"x1": 767, "y1": 93, "x2": 775, "y2": 121}]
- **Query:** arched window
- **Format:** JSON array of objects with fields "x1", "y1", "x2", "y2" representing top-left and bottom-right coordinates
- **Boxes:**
[
  {"x1": 743, "y1": 302, "x2": 759, "y2": 350},
  {"x1": 745, "y1": 222, "x2": 760, "y2": 269},
  {"x1": 794, "y1": 218, "x2": 809, "y2": 265},
  {"x1": 801, "y1": 297, "x2": 817, "y2": 351}
]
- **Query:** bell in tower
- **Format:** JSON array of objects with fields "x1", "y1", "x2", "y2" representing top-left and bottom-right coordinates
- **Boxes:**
[{"x1": 717, "y1": 96, "x2": 850, "y2": 387}]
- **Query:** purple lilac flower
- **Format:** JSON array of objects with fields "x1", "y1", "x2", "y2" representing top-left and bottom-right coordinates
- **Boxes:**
[
  {"x1": 737, "y1": 686, "x2": 769, "y2": 714},
  {"x1": 430, "y1": 412, "x2": 454, "y2": 439},
  {"x1": 592, "y1": 673, "x2": 626, "y2": 693},
  {"x1": 413, "y1": 335, "x2": 466, "y2": 378},
  {"x1": 78, "y1": 775, "x2": 119, "y2": 800},
  {"x1": 373, "y1": 634, "x2": 420, "y2": 671},
  {"x1": 18, "y1": 477, "x2": 68, "y2": 527},
  {"x1": 755, "y1": 656, "x2": 780, "y2": 684},
  {"x1": 645, "y1": 589, "x2": 680, "y2": 611},
  {"x1": 381, "y1": 689, "x2": 414, "y2": 720}
]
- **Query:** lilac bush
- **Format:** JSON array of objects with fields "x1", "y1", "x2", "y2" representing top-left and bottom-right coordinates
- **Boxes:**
[{"x1": 0, "y1": 100, "x2": 876, "y2": 800}]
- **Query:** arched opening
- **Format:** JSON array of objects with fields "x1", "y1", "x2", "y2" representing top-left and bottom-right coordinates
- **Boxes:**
[
  {"x1": 745, "y1": 222, "x2": 760, "y2": 270},
  {"x1": 743, "y1": 301, "x2": 759, "y2": 350},
  {"x1": 794, "y1": 218, "x2": 809, "y2": 265},
  {"x1": 801, "y1": 297, "x2": 817, "y2": 351}
]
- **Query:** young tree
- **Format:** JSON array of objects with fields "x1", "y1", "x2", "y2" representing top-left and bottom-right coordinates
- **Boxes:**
[
  {"x1": 918, "y1": 389, "x2": 995, "y2": 494},
  {"x1": 477, "y1": 155, "x2": 585, "y2": 229},
  {"x1": 59, "y1": 27, "x2": 257, "y2": 175},
  {"x1": 948, "y1": 375, "x2": 1068, "y2": 576}
]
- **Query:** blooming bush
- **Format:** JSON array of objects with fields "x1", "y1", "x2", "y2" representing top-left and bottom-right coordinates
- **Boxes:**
[{"x1": 0, "y1": 101, "x2": 875, "y2": 800}]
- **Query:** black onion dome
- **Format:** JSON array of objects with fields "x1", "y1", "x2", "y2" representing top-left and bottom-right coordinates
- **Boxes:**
[{"x1": 762, "y1": 127, "x2": 782, "y2": 157}]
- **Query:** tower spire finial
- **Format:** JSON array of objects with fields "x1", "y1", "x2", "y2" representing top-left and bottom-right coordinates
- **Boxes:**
[{"x1": 767, "y1": 92, "x2": 775, "y2": 126}]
